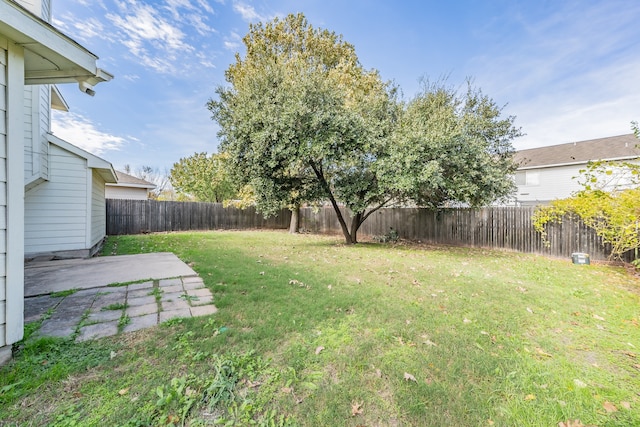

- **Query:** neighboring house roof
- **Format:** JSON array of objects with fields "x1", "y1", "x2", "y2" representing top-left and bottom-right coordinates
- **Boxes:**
[
  {"x1": 47, "y1": 133, "x2": 117, "y2": 183},
  {"x1": 0, "y1": 0, "x2": 112, "y2": 94},
  {"x1": 109, "y1": 171, "x2": 157, "y2": 190},
  {"x1": 514, "y1": 134, "x2": 639, "y2": 170}
]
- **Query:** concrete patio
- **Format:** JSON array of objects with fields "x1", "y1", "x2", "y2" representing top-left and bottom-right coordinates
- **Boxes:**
[{"x1": 24, "y1": 253, "x2": 218, "y2": 342}]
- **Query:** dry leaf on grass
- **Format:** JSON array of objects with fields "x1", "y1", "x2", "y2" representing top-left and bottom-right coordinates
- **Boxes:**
[
  {"x1": 351, "y1": 401, "x2": 363, "y2": 416},
  {"x1": 315, "y1": 346, "x2": 325, "y2": 355},
  {"x1": 603, "y1": 401, "x2": 618, "y2": 412},
  {"x1": 403, "y1": 372, "x2": 417, "y2": 382},
  {"x1": 536, "y1": 348, "x2": 553, "y2": 358},
  {"x1": 118, "y1": 388, "x2": 129, "y2": 396},
  {"x1": 524, "y1": 394, "x2": 536, "y2": 401},
  {"x1": 593, "y1": 314, "x2": 605, "y2": 321},
  {"x1": 620, "y1": 401, "x2": 631, "y2": 410},
  {"x1": 558, "y1": 420, "x2": 584, "y2": 427}
]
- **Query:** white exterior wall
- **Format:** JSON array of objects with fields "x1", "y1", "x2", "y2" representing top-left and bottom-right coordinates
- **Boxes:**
[
  {"x1": 23, "y1": 84, "x2": 49, "y2": 187},
  {"x1": 514, "y1": 164, "x2": 584, "y2": 204},
  {"x1": 0, "y1": 38, "x2": 26, "y2": 355},
  {"x1": 515, "y1": 160, "x2": 640, "y2": 205},
  {"x1": 90, "y1": 169, "x2": 106, "y2": 248},
  {"x1": 0, "y1": 41, "x2": 6, "y2": 350},
  {"x1": 24, "y1": 144, "x2": 88, "y2": 254},
  {"x1": 105, "y1": 186, "x2": 149, "y2": 200}
]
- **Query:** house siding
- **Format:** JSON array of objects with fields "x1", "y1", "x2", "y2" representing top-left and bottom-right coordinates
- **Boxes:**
[
  {"x1": 24, "y1": 144, "x2": 88, "y2": 254},
  {"x1": 105, "y1": 186, "x2": 149, "y2": 200},
  {"x1": 0, "y1": 42, "x2": 7, "y2": 349},
  {"x1": 514, "y1": 159, "x2": 640, "y2": 205},
  {"x1": 90, "y1": 170, "x2": 106, "y2": 248}
]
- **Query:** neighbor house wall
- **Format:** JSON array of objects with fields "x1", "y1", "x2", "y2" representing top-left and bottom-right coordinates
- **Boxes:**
[
  {"x1": 105, "y1": 186, "x2": 149, "y2": 200},
  {"x1": 514, "y1": 164, "x2": 583, "y2": 205},
  {"x1": 24, "y1": 143, "x2": 88, "y2": 255}
]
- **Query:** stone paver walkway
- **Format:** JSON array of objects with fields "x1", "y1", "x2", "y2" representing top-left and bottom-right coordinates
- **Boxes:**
[{"x1": 25, "y1": 276, "x2": 217, "y2": 342}]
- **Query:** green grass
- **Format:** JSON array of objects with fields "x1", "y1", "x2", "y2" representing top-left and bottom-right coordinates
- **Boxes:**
[{"x1": 2, "y1": 230, "x2": 640, "y2": 426}]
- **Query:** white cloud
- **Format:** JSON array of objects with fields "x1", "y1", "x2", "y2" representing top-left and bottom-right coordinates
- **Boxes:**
[
  {"x1": 233, "y1": 1, "x2": 266, "y2": 22},
  {"x1": 106, "y1": 0, "x2": 194, "y2": 73},
  {"x1": 52, "y1": 111, "x2": 127, "y2": 156},
  {"x1": 469, "y1": 2, "x2": 640, "y2": 149},
  {"x1": 223, "y1": 31, "x2": 242, "y2": 51}
]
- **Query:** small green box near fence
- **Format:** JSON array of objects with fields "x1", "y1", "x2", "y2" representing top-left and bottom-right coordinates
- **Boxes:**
[{"x1": 571, "y1": 252, "x2": 590, "y2": 265}]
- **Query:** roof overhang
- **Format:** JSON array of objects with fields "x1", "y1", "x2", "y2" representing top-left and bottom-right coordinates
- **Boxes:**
[
  {"x1": 0, "y1": 0, "x2": 113, "y2": 95},
  {"x1": 47, "y1": 133, "x2": 117, "y2": 183},
  {"x1": 51, "y1": 85, "x2": 69, "y2": 111},
  {"x1": 517, "y1": 156, "x2": 640, "y2": 171}
]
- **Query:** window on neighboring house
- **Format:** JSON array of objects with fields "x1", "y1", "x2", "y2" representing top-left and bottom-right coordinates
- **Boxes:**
[{"x1": 515, "y1": 170, "x2": 539, "y2": 186}]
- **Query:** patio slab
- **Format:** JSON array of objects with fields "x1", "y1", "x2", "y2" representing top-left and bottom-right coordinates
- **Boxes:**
[{"x1": 23, "y1": 253, "x2": 218, "y2": 343}]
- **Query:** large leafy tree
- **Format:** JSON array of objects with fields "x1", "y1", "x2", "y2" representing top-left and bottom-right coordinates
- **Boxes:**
[
  {"x1": 209, "y1": 13, "x2": 521, "y2": 244},
  {"x1": 169, "y1": 152, "x2": 237, "y2": 203}
]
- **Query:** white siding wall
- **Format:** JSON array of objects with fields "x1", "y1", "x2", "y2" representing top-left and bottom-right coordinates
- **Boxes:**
[
  {"x1": 90, "y1": 170, "x2": 106, "y2": 247},
  {"x1": 514, "y1": 165, "x2": 583, "y2": 204},
  {"x1": 515, "y1": 160, "x2": 640, "y2": 205},
  {"x1": 105, "y1": 186, "x2": 149, "y2": 200},
  {"x1": 24, "y1": 144, "x2": 88, "y2": 254},
  {"x1": 0, "y1": 43, "x2": 7, "y2": 349}
]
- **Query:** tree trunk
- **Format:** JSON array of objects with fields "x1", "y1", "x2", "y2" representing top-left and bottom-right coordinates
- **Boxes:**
[
  {"x1": 289, "y1": 206, "x2": 300, "y2": 234},
  {"x1": 350, "y1": 213, "x2": 362, "y2": 244},
  {"x1": 309, "y1": 160, "x2": 354, "y2": 244}
]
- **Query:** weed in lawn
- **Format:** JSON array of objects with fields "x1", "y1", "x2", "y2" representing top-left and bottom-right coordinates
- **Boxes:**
[
  {"x1": 118, "y1": 314, "x2": 131, "y2": 331},
  {"x1": 101, "y1": 302, "x2": 128, "y2": 311},
  {"x1": 49, "y1": 289, "x2": 78, "y2": 298}
]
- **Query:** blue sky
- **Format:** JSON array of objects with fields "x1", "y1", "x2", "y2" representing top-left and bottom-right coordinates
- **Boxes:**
[{"x1": 50, "y1": 0, "x2": 640, "y2": 173}]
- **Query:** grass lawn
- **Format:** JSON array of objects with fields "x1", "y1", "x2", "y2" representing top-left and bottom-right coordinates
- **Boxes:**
[{"x1": 1, "y1": 230, "x2": 639, "y2": 426}]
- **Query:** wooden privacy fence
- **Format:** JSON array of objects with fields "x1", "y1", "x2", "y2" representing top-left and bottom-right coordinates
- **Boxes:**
[
  {"x1": 106, "y1": 199, "x2": 291, "y2": 235},
  {"x1": 298, "y1": 206, "x2": 633, "y2": 262},
  {"x1": 106, "y1": 200, "x2": 632, "y2": 262}
]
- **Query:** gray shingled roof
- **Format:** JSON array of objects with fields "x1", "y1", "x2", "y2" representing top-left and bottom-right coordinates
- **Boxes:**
[
  {"x1": 514, "y1": 134, "x2": 639, "y2": 169},
  {"x1": 113, "y1": 170, "x2": 156, "y2": 188}
]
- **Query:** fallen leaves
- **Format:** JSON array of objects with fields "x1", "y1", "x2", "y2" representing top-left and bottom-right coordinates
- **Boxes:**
[
  {"x1": 351, "y1": 401, "x2": 364, "y2": 416},
  {"x1": 118, "y1": 388, "x2": 129, "y2": 396},
  {"x1": 602, "y1": 401, "x2": 618, "y2": 413},
  {"x1": 593, "y1": 314, "x2": 605, "y2": 321},
  {"x1": 315, "y1": 346, "x2": 325, "y2": 355},
  {"x1": 524, "y1": 394, "x2": 536, "y2": 401},
  {"x1": 535, "y1": 347, "x2": 553, "y2": 358},
  {"x1": 558, "y1": 420, "x2": 584, "y2": 427},
  {"x1": 403, "y1": 372, "x2": 417, "y2": 382}
]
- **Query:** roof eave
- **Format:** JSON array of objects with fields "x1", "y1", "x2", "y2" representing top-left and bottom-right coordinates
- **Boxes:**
[
  {"x1": 0, "y1": 0, "x2": 113, "y2": 94},
  {"x1": 517, "y1": 155, "x2": 640, "y2": 170}
]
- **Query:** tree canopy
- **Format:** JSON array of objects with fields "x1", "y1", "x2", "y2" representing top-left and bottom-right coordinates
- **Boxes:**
[
  {"x1": 169, "y1": 152, "x2": 237, "y2": 203},
  {"x1": 208, "y1": 13, "x2": 521, "y2": 244}
]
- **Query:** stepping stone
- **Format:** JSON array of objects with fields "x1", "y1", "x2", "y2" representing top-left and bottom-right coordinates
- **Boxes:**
[
  {"x1": 126, "y1": 303, "x2": 158, "y2": 318},
  {"x1": 127, "y1": 281, "x2": 154, "y2": 291},
  {"x1": 160, "y1": 292, "x2": 184, "y2": 302},
  {"x1": 122, "y1": 313, "x2": 158, "y2": 333},
  {"x1": 162, "y1": 299, "x2": 190, "y2": 311},
  {"x1": 159, "y1": 308, "x2": 191, "y2": 323},
  {"x1": 76, "y1": 321, "x2": 119, "y2": 342},
  {"x1": 127, "y1": 288, "x2": 156, "y2": 299},
  {"x1": 86, "y1": 309, "x2": 123, "y2": 323},
  {"x1": 161, "y1": 284, "x2": 183, "y2": 293},
  {"x1": 24, "y1": 295, "x2": 62, "y2": 323},
  {"x1": 159, "y1": 278, "x2": 182, "y2": 287},
  {"x1": 190, "y1": 295, "x2": 213, "y2": 306},
  {"x1": 127, "y1": 295, "x2": 157, "y2": 307},
  {"x1": 190, "y1": 305, "x2": 218, "y2": 317},
  {"x1": 186, "y1": 288, "x2": 211, "y2": 298}
]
